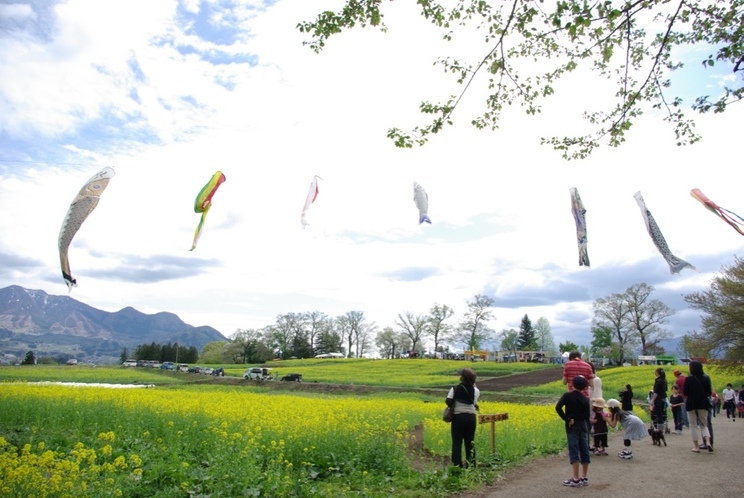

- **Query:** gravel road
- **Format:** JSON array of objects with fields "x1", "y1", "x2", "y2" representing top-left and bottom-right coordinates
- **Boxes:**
[{"x1": 466, "y1": 412, "x2": 742, "y2": 497}]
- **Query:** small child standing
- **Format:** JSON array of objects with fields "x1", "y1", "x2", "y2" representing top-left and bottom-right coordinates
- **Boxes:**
[
  {"x1": 669, "y1": 385, "x2": 685, "y2": 434},
  {"x1": 556, "y1": 375, "x2": 591, "y2": 487},
  {"x1": 590, "y1": 398, "x2": 609, "y2": 455}
]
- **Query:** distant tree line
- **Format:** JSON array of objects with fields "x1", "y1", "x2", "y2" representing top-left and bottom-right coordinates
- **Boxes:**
[
  {"x1": 122, "y1": 342, "x2": 199, "y2": 364},
  {"x1": 206, "y1": 295, "x2": 562, "y2": 363}
]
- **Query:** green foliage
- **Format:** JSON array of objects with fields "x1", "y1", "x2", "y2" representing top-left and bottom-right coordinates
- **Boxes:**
[
  {"x1": 590, "y1": 325, "x2": 613, "y2": 354},
  {"x1": 300, "y1": 0, "x2": 744, "y2": 159},
  {"x1": 199, "y1": 341, "x2": 228, "y2": 364},
  {"x1": 21, "y1": 350, "x2": 35, "y2": 365},
  {"x1": 685, "y1": 256, "x2": 744, "y2": 371},
  {"x1": 559, "y1": 341, "x2": 578, "y2": 353}
]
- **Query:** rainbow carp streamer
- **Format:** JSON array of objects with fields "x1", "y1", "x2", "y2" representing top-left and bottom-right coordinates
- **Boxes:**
[
  {"x1": 58, "y1": 167, "x2": 116, "y2": 291},
  {"x1": 190, "y1": 171, "x2": 226, "y2": 251},
  {"x1": 569, "y1": 187, "x2": 590, "y2": 267},
  {"x1": 690, "y1": 188, "x2": 744, "y2": 236}
]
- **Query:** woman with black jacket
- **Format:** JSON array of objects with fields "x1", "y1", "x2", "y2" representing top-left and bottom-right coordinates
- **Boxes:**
[
  {"x1": 682, "y1": 360, "x2": 713, "y2": 452},
  {"x1": 445, "y1": 368, "x2": 480, "y2": 468}
]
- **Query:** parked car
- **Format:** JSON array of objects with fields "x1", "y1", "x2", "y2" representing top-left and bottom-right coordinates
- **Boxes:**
[
  {"x1": 123, "y1": 359, "x2": 137, "y2": 367},
  {"x1": 66, "y1": 359, "x2": 78, "y2": 365},
  {"x1": 188, "y1": 366, "x2": 203, "y2": 374},
  {"x1": 280, "y1": 373, "x2": 302, "y2": 382},
  {"x1": 243, "y1": 367, "x2": 273, "y2": 380},
  {"x1": 136, "y1": 360, "x2": 148, "y2": 367},
  {"x1": 202, "y1": 367, "x2": 214, "y2": 375},
  {"x1": 160, "y1": 361, "x2": 175, "y2": 370},
  {"x1": 149, "y1": 361, "x2": 161, "y2": 368},
  {"x1": 177, "y1": 364, "x2": 189, "y2": 372}
]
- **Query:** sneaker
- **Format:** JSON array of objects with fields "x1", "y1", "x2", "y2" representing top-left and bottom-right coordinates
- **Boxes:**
[
  {"x1": 618, "y1": 449, "x2": 633, "y2": 459},
  {"x1": 563, "y1": 478, "x2": 581, "y2": 487},
  {"x1": 579, "y1": 477, "x2": 589, "y2": 487}
]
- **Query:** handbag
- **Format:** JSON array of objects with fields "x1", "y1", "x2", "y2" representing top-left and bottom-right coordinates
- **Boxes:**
[
  {"x1": 443, "y1": 384, "x2": 457, "y2": 422},
  {"x1": 442, "y1": 405, "x2": 454, "y2": 423}
]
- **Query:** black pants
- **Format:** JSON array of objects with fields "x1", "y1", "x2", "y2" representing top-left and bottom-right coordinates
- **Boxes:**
[{"x1": 451, "y1": 413, "x2": 476, "y2": 468}]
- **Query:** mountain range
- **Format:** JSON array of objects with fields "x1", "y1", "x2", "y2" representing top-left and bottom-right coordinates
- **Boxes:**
[{"x1": 0, "y1": 285, "x2": 227, "y2": 364}]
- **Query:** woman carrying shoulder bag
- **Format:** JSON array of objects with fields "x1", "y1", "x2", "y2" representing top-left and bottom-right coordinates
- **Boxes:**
[
  {"x1": 445, "y1": 368, "x2": 480, "y2": 468},
  {"x1": 682, "y1": 360, "x2": 713, "y2": 453}
]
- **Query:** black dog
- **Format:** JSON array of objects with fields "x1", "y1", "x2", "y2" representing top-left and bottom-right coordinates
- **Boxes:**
[{"x1": 648, "y1": 426, "x2": 667, "y2": 446}]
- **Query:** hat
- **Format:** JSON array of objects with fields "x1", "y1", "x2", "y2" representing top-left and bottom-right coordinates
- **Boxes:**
[
  {"x1": 458, "y1": 368, "x2": 477, "y2": 384},
  {"x1": 592, "y1": 397, "x2": 606, "y2": 408},
  {"x1": 605, "y1": 399, "x2": 621, "y2": 408},
  {"x1": 673, "y1": 369, "x2": 682, "y2": 376},
  {"x1": 572, "y1": 375, "x2": 587, "y2": 390}
]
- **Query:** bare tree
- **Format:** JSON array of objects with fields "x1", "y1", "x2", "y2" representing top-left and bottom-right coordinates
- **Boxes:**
[
  {"x1": 345, "y1": 311, "x2": 366, "y2": 358},
  {"x1": 624, "y1": 283, "x2": 675, "y2": 355},
  {"x1": 335, "y1": 314, "x2": 353, "y2": 358},
  {"x1": 458, "y1": 294, "x2": 495, "y2": 351},
  {"x1": 356, "y1": 322, "x2": 377, "y2": 358},
  {"x1": 396, "y1": 312, "x2": 429, "y2": 355},
  {"x1": 428, "y1": 303, "x2": 454, "y2": 357},
  {"x1": 375, "y1": 327, "x2": 410, "y2": 359},
  {"x1": 305, "y1": 310, "x2": 328, "y2": 356},
  {"x1": 592, "y1": 292, "x2": 636, "y2": 364}
]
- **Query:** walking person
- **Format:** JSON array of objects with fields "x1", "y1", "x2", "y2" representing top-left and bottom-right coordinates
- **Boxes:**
[
  {"x1": 722, "y1": 383, "x2": 737, "y2": 421},
  {"x1": 650, "y1": 367, "x2": 668, "y2": 430},
  {"x1": 605, "y1": 398, "x2": 647, "y2": 459},
  {"x1": 556, "y1": 375, "x2": 592, "y2": 486},
  {"x1": 682, "y1": 360, "x2": 713, "y2": 453},
  {"x1": 673, "y1": 369, "x2": 690, "y2": 429},
  {"x1": 445, "y1": 368, "x2": 480, "y2": 468}
]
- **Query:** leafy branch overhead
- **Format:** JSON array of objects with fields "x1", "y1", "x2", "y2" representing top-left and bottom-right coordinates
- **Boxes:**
[{"x1": 298, "y1": 0, "x2": 744, "y2": 159}]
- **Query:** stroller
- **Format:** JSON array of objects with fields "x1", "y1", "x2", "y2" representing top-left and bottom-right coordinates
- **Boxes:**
[{"x1": 648, "y1": 400, "x2": 670, "y2": 446}]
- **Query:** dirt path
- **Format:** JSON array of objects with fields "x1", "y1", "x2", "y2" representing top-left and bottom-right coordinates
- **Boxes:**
[{"x1": 462, "y1": 413, "x2": 743, "y2": 497}]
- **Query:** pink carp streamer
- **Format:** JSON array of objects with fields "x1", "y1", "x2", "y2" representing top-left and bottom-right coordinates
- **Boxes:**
[
  {"x1": 301, "y1": 175, "x2": 322, "y2": 228},
  {"x1": 690, "y1": 188, "x2": 744, "y2": 236}
]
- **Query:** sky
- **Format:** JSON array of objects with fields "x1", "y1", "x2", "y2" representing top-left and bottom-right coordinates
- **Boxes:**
[{"x1": 1, "y1": 0, "x2": 743, "y2": 354}]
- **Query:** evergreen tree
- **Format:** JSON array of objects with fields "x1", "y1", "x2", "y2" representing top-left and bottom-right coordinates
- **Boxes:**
[
  {"x1": 120, "y1": 347, "x2": 129, "y2": 364},
  {"x1": 22, "y1": 350, "x2": 36, "y2": 365},
  {"x1": 517, "y1": 314, "x2": 536, "y2": 350}
]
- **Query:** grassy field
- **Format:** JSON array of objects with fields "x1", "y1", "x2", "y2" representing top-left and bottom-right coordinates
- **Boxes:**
[
  {"x1": 1, "y1": 362, "x2": 565, "y2": 497},
  {"x1": 222, "y1": 358, "x2": 557, "y2": 387}
]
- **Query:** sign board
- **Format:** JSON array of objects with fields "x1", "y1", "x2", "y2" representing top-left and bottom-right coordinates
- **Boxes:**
[{"x1": 479, "y1": 413, "x2": 509, "y2": 424}]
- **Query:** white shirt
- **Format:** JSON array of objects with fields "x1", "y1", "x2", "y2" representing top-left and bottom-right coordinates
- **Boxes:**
[
  {"x1": 722, "y1": 388, "x2": 736, "y2": 402},
  {"x1": 447, "y1": 385, "x2": 481, "y2": 414},
  {"x1": 589, "y1": 376, "x2": 603, "y2": 401}
]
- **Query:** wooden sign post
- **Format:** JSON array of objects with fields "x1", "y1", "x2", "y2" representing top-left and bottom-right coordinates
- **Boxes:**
[{"x1": 478, "y1": 412, "x2": 509, "y2": 455}]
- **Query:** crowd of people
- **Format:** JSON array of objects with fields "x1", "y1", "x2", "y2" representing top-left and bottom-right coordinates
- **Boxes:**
[
  {"x1": 443, "y1": 353, "x2": 742, "y2": 481},
  {"x1": 554, "y1": 352, "x2": 742, "y2": 487}
]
